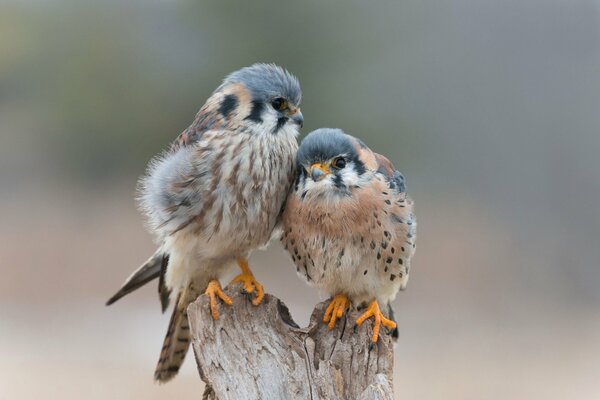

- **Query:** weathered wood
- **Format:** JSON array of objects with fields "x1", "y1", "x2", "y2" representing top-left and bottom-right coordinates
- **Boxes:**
[{"x1": 188, "y1": 283, "x2": 394, "y2": 400}]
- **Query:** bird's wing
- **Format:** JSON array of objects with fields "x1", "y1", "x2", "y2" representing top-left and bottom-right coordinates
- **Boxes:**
[
  {"x1": 170, "y1": 101, "x2": 228, "y2": 151},
  {"x1": 373, "y1": 152, "x2": 406, "y2": 193},
  {"x1": 139, "y1": 126, "x2": 239, "y2": 237},
  {"x1": 106, "y1": 107, "x2": 225, "y2": 309},
  {"x1": 158, "y1": 253, "x2": 172, "y2": 312},
  {"x1": 271, "y1": 163, "x2": 298, "y2": 242},
  {"x1": 106, "y1": 248, "x2": 169, "y2": 307},
  {"x1": 371, "y1": 151, "x2": 415, "y2": 292}
]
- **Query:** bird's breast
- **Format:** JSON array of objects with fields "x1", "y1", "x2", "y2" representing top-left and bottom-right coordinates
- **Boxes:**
[{"x1": 200, "y1": 133, "x2": 298, "y2": 250}]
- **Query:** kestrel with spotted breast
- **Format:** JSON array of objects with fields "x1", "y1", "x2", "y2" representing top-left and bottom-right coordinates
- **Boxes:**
[
  {"x1": 281, "y1": 128, "x2": 416, "y2": 342},
  {"x1": 106, "y1": 64, "x2": 303, "y2": 382}
]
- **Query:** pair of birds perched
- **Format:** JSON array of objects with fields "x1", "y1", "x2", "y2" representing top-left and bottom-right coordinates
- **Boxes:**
[{"x1": 106, "y1": 64, "x2": 416, "y2": 383}]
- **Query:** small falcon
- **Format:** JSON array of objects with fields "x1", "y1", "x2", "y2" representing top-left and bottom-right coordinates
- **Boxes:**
[
  {"x1": 281, "y1": 128, "x2": 416, "y2": 342},
  {"x1": 107, "y1": 64, "x2": 303, "y2": 382}
]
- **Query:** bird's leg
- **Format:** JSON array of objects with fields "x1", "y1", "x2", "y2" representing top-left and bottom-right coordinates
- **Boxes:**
[
  {"x1": 204, "y1": 280, "x2": 233, "y2": 320},
  {"x1": 323, "y1": 294, "x2": 350, "y2": 330},
  {"x1": 231, "y1": 257, "x2": 265, "y2": 306},
  {"x1": 355, "y1": 299, "x2": 397, "y2": 342}
]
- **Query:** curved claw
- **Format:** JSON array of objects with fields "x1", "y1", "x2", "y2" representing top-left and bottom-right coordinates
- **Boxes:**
[
  {"x1": 204, "y1": 280, "x2": 233, "y2": 320},
  {"x1": 323, "y1": 294, "x2": 350, "y2": 330},
  {"x1": 232, "y1": 273, "x2": 265, "y2": 305},
  {"x1": 356, "y1": 299, "x2": 396, "y2": 342},
  {"x1": 231, "y1": 258, "x2": 265, "y2": 306}
]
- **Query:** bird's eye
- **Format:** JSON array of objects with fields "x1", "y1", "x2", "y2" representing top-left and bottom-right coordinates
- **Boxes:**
[
  {"x1": 271, "y1": 97, "x2": 288, "y2": 111},
  {"x1": 332, "y1": 157, "x2": 346, "y2": 169}
]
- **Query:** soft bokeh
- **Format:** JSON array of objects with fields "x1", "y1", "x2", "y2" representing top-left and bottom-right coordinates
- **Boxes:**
[{"x1": 1, "y1": 1, "x2": 599, "y2": 399}]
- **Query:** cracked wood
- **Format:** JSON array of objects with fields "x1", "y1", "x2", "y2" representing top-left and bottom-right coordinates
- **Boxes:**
[{"x1": 188, "y1": 284, "x2": 395, "y2": 400}]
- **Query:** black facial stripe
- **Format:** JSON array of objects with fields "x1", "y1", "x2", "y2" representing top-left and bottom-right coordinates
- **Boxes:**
[
  {"x1": 352, "y1": 157, "x2": 367, "y2": 175},
  {"x1": 294, "y1": 166, "x2": 306, "y2": 191},
  {"x1": 297, "y1": 164, "x2": 307, "y2": 177},
  {"x1": 273, "y1": 117, "x2": 288, "y2": 134},
  {"x1": 244, "y1": 101, "x2": 264, "y2": 123},
  {"x1": 218, "y1": 94, "x2": 238, "y2": 118},
  {"x1": 333, "y1": 173, "x2": 345, "y2": 189}
]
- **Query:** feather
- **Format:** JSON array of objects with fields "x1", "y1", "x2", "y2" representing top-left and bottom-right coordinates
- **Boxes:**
[
  {"x1": 158, "y1": 253, "x2": 171, "y2": 313},
  {"x1": 106, "y1": 248, "x2": 165, "y2": 306},
  {"x1": 154, "y1": 283, "x2": 199, "y2": 383}
]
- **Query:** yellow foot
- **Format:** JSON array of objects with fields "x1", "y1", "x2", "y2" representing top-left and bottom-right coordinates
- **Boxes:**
[
  {"x1": 231, "y1": 258, "x2": 265, "y2": 306},
  {"x1": 323, "y1": 294, "x2": 350, "y2": 330},
  {"x1": 356, "y1": 300, "x2": 397, "y2": 342},
  {"x1": 204, "y1": 280, "x2": 233, "y2": 320}
]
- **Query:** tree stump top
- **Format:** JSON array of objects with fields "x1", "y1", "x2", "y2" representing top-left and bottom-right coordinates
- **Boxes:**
[{"x1": 188, "y1": 284, "x2": 394, "y2": 400}]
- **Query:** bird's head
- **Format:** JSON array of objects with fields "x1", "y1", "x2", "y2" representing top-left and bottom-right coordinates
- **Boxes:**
[
  {"x1": 218, "y1": 63, "x2": 303, "y2": 136},
  {"x1": 295, "y1": 128, "x2": 368, "y2": 199}
]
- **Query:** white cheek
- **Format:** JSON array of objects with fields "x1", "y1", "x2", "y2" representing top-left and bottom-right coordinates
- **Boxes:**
[
  {"x1": 300, "y1": 162, "x2": 369, "y2": 200},
  {"x1": 339, "y1": 165, "x2": 360, "y2": 186},
  {"x1": 341, "y1": 168, "x2": 358, "y2": 186},
  {"x1": 303, "y1": 176, "x2": 330, "y2": 191},
  {"x1": 302, "y1": 175, "x2": 335, "y2": 198},
  {"x1": 279, "y1": 122, "x2": 301, "y2": 138},
  {"x1": 252, "y1": 108, "x2": 300, "y2": 138},
  {"x1": 260, "y1": 109, "x2": 279, "y2": 131}
]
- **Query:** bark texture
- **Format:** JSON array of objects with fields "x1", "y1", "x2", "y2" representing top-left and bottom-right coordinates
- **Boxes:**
[{"x1": 188, "y1": 284, "x2": 394, "y2": 400}]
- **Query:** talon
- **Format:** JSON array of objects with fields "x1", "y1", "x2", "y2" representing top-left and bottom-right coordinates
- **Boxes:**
[
  {"x1": 204, "y1": 280, "x2": 233, "y2": 320},
  {"x1": 356, "y1": 299, "x2": 396, "y2": 342},
  {"x1": 323, "y1": 294, "x2": 350, "y2": 330},
  {"x1": 231, "y1": 258, "x2": 265, "y2": 306}
]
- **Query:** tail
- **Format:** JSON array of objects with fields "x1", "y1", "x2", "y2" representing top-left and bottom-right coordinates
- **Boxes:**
[
  {"x1": 386, "y1": 303, "x2": 399, "y2": 341},
  {"x1": 106, "y1": 248, "x2": 170, "y2": 311},
  {"x1": 154, "y1": 282, "x2": 200, "y2": 383}
]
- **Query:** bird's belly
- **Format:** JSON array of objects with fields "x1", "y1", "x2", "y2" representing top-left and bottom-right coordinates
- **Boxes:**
[
  {"x1": 163, "y1": 231, "x2": 237, "y2": 294},
  {"x1": 288, "y1": 233, "x2": 403, "y2": 306},
  {"x1": 208, "y1": 198, "x2": 280, "y2": 253},
  {"x1": 162, "y1": 182, "x2": 283, "y2": 272}
]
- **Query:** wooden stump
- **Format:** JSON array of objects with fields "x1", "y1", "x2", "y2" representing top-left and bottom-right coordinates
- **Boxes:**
[{"x1": 188, "y1": 284, "x2": 394, "y2": 400}]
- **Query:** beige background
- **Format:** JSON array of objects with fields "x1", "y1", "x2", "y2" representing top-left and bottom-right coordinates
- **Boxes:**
[{"x1": 1, "y1": 0, "x2": 599, "y2": 399}]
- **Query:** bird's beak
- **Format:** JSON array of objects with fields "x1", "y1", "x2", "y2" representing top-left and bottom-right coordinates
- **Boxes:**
[
  {"x1": 310, "y1": 162, "x2": 330, "y2": 181},
  {"x1": 289, "y1": 108, "x2": 304, "y2": 128}
]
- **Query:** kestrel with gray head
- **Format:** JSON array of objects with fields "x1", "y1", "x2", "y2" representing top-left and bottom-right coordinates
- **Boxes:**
[
  {"x1": 281, "y1": 128, "x2": 416, "y2": 342},
  {"x1": 106, "y1": 64, "x2": 303, "y2": 382}
]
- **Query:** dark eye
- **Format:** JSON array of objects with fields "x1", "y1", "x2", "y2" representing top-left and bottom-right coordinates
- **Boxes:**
[
  {"x1": 271, "y1": 97, "x2": 288, "y2": 111},
  {"x1": 333, "y1": 157, "x2": 346, "y2": 169}
]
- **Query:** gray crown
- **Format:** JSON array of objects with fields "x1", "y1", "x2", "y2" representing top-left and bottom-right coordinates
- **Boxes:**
[
  {"x1": 221, "y1": 63, "x2": 302, "y2": 105},
  {"x1": 297, "y1": 128, "x2": 358, "y2": 166}
]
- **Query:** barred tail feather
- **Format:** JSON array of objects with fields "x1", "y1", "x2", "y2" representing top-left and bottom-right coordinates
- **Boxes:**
[{"x1": 154, "y1": 283, "x2": 199, "y2": 382}]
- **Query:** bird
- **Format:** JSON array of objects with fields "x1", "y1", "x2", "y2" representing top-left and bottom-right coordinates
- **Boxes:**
[
  {"x1": 106, "y1": 64, "x2": 303, "y2": 382},
  {"x1": 281, "y1": 128, "x2": 416, "y2": 343}
]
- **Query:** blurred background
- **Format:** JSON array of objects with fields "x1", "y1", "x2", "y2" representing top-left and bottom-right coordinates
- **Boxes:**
[{"x1": 1, "y1": 0, "x2": 599, "y2": 399}]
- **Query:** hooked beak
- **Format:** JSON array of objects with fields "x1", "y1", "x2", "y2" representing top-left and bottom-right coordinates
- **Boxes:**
[
  {"x1": 289, "y1": 108, "x2": 304, "y2": 128},
  {"x1": 309, "y1": 162, "x2": 330, "y2": 181}
]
